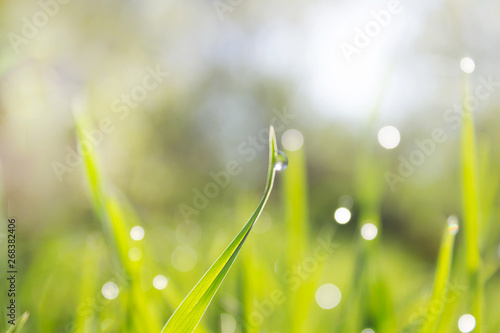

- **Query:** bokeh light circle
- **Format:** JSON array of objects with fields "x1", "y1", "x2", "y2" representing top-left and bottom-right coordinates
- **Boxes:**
[
  {"x1": 315, "y1": 283, "x2": 341, "y2": 309},
  {"x1": 460, "y1": 57, "x2": 475, "y2": 73},
  {"x1": 378, "y1": 126, "x2": 400, "y2": 149},
  {"x1": 282, "y1": 129, "x2": 304, "y2": 151},
  {"x1": 458, "y1": 314, "x2": 476, "y2": 332},
  {"x1": 361, "y1": 223, "x2": 378, "y2": 240},
  {"x1": 130, "y1": 226, "x2": 145, "y2": 241},
  {"x1": 102, "y1": 282, "x2": 119, "y2": 300},
  {"x1": 334, "y1": 208, "x2": 351, "y2": 224},
  {"x1": 153, "y1": 275, "x2": 168, "y2": 290}
]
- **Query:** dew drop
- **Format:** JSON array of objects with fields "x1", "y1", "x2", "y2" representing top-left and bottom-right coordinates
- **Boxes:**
[
  {"x1": 447, "y1": 216, "x2": 459, "y2": 235},
  {"x1": 274, "y1": 150, "x2": 288, "y2": 171}
]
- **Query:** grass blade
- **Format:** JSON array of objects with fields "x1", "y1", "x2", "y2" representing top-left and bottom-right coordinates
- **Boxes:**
[
  {"x1": 461, "y1": 78, "x2": 483, "y2": 332},
  {"x1": 161, "y1": 126, "x2": 279, "y2": 333},
  {"x1": 419, "y1": 218, "x2": 458, "y2": 333},
  {"x1": 282, "y1": 139, "x2": 311, "y2": 333},
  {"x1": 6, "y1": 312, "x2": 29, "y2": 333},
  {"x1": 76, "y1": 114, "x2": 161, "y2": 332}
]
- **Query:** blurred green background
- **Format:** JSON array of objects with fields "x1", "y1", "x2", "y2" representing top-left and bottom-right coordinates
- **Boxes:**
[{"x1": 0, "y1": 0, "x2": 499, "y2": 332}]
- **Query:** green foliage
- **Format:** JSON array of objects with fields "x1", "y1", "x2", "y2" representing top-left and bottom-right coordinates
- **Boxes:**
[
  {"x1": 161, "y1": 126, "x2": 279, "y2": 332},
  {"x1": 6, "y1": 312, "x2": 29, "y2": 333},
  {"x1": 460, "y1": 79, "x2": 483, "y2": 332},
  {"x1": 6, "y1": 95, "x2": 499, "y2": 333}
]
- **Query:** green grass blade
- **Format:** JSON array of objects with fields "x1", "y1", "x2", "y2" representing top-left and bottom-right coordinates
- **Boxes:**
[
  {"x1": 419, "y1": 218, "x2": 458, "y2": 333},
  {"x1": 461, "y1": 78, "x2": 483, "y2": 332},
  {"x1": 282, "y1": 139, "x2": 311, "y2": 333},
  {"x1": 6, "y1": 312, "x2": 29, "y2": 333},
  {"x1": 73, "y1": 236, "x2": 101, "y2": 332},
  {"x1": 161, "y1": 126, "x2": 279, "y2": 333},
  {"x1": 76, "y1": 115, "x2": 161, "y2": 332}
]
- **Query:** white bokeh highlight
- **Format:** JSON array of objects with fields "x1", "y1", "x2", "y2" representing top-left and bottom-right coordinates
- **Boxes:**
[
  {"x1": 153, "y1": 275, "x2": 168, "y2": 290},
  {"x1": 460, "y1": 57, "x2": 475, "y2": 74},
  {"x1": 361, "y1": 223, "x2": 378, "y2": 240},
  {"x1": 334, "y1": 207, "x2": 351, "y2": 224},
  {"x1": 102, "y1": 282, "x2": 119, "y2": 300},
  {"x1": 378, "y1": 126, "x2": 400, "y2": 149},
  {"x1": 130, "y1": 226, "x2": 145, "y2": 241},
  {"x1": 315, "y1": 283, "x2": 341, "y2": 309},
  {"x1": 458, "y1": 314, "x2": 476, "y2": 332}
]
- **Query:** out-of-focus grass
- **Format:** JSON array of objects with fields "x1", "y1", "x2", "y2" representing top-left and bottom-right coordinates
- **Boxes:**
[
  {"x1": 419, "y1": 218, "x2": 458, "y2": 333},
  {"x1": 460, "y1": 78, "x2": 483, "y2": 332},
  {"x1": 77, "y1": 115, "x2": 161, "y2": 333},
  {"x1": 282, "y1": 142, "x2": 314, "y2": 333},
  {"x1": 5, "y1": 97, "x2": 500, "y2": 332},
  {"x1": 6, "y1": 312, "x2": 29, "y2": 333}
]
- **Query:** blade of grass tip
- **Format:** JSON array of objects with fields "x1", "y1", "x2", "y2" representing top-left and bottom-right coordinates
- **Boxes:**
[
  {"x1": 419, "y1": 218, "x2": 458, "y2": 333},
  {"x1": 161, "y1": 126, "x2": 280, "y2": 333},
  {"x1": 6, "y1": 312, "x2": 29, "y2": 333},
  {"x1": 75, "y1": 116, "x2": 105, "y2": 215},
  {"x1": 75, "y1": 115, "x2": 130, "y2": 275},
  {"x1": 75, "y1": 116, "x2": 125, "y2": 267},
  {"x1": 461, "y1": 76, "x2": 483, "y2": 332}
]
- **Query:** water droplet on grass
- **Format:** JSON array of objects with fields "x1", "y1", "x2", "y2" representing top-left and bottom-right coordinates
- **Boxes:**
[
  {"x1": 447, "y1": 216, "x2": 459, "y2": 235},
  {"x1": 274, "y1": 150, "x2": 288, "y2": 171}
]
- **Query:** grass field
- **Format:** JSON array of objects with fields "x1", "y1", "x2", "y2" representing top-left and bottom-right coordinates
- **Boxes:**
[{"x1": 1, "y1": 1, "x2": 500, "y2": 332}]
